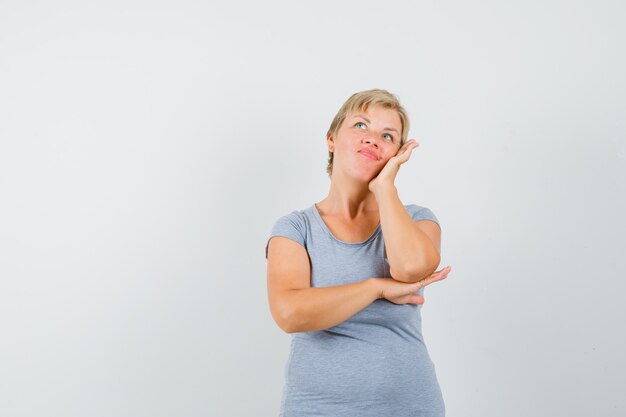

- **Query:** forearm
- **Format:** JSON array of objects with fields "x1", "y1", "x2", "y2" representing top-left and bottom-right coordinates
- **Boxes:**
[
  {"x1": 375, "y1": 185, "x2": 440, "y2": 283},
  {"x1": 281, "y1": 279, "x2": 380, "y2": 333}
]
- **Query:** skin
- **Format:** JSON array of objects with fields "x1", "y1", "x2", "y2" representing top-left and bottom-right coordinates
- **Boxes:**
[
  {"x1": 322, "y1": 105, "x2": 451, "y2": 304},
  {"x1": 265, "y1": 104, "x2": 452, "y2": 333}
]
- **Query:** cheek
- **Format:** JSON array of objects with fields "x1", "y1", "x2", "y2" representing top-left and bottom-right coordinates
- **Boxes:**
[{"x1": 383, "y1": 145, "x2": 401, "y2": 159}]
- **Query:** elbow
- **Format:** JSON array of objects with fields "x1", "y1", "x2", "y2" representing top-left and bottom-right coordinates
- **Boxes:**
[
  {"x1": 392, "y1": 251, "x2": 441, "y2": 283},
  {"x1": 273, "y1": 304, "x2": 301, "y2": 334},
  {"x1": 281, "y1": 317, "x2": 298, "y2": 334},
  {"x1": 275, "y1": 318, "x2": 292, "y2": 334},
  {"x1": 426, "y1": 250, "x2": 442, "y2": 275},
  {"x1": 270, "y1": 290, "x2": 308, "y2": 334},
  {"x1": 274, "y1": 312, "x2": 294, "y2": 334},
  {"x1": 391, "y1": 268, "x2": 429, "y2": 283}
]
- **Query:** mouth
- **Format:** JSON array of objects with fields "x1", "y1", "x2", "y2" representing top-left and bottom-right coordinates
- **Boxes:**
[{"x1": 359, "y1": 150, "x2": 379, "y2": 161}]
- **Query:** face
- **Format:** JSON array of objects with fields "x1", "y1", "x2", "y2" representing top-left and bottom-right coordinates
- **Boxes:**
[{"x1": 327, "y1": 105, "x2": 403, "y2": 181}]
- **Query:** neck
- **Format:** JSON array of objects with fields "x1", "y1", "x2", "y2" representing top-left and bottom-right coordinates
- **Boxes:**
[{"x1": 317, "y1": 171, "x2": 378, "y2": 220}]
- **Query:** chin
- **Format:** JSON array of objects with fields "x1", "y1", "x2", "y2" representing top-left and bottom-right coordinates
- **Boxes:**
[
  {"x1": 336, "y1": 162, "x2": 378, "y2": 183},
  {"x1": 349, "y1": 167, "x2": 378, "y2": 183}
]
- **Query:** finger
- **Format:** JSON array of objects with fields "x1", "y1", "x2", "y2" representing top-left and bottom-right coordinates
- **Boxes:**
[
  {"x1": 433, "y1": 266, "x2": 450, "y2": 275},
  {"x1": 430, "y1": 266, "x2": 451, "y2": 279},
  {"x1": 396, "y1": 145, "x2": 415, "y2": 164},
  {"x1": 411, "y1": 294, "x2": 425, "y2": 304},
  {"x1": 402, "y1": 142, "x2": 419, "y2": 158},
  {"x1": 417, "y1": 273, "x2": 446, "y2": 288},
  {"x1": 425, "y1": 271, "x2": 447, "y2": 283},
  {"x1": 402, "y1": 145, "x2": 416, "y2": 157},
  {"x1": 431, "y1": 269, "x2": 450, "y2": 281},
  {"x1": 404, "y1": 140, "x2": 419, "y2": 153},
  {"x1": 414, "y1": 280, "x2": 429, "y2": 291},
  {"x1": 400, "y1": 141, "x2": 417, "y2": 154},
  {"x1": 396, "y1": 140, "x2": 416, "y2": 156},
  {"x1": 430, "y1": 272, "x2": 448, "y2": 284}
]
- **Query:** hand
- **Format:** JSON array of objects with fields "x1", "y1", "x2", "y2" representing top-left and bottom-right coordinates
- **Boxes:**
[
  {"x1": 368, "y1": 139, "x2": 419, "y2": 194},
  {"x1": 373, "y1": 265, "x2": 451, "y2": 305}
]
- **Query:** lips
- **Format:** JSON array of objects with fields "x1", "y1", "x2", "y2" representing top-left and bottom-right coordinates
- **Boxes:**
[{"x1": 359, "y1": 149, "x2": 379, "y2": 161}]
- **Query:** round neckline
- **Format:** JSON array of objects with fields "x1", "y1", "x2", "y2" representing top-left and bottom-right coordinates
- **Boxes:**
[{"x1": 312, "y1": 203, "x2": 381, "y2": 245}]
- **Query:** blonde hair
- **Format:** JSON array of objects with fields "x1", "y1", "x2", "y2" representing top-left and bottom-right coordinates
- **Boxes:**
[{"x1": 326, "y1": 89, "x2": 410, "y2": 178}]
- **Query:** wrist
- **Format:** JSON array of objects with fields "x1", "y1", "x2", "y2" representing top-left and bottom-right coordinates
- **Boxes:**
[
  {"x1": 367, "y1": 278, "x2": 384, "y2": 300},
  {"x1": 372, "y1": 183, "x2": 397, "y2": 198}
]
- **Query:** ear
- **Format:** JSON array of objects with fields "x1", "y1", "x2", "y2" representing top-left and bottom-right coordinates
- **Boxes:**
[{"x1": 326, "y1": 132, "x2": 335, "y2": 152}]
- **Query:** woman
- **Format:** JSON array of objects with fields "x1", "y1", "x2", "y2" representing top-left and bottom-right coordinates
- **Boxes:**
[{"x1": 265, "y1": 89, "x2": 452, "y2": 416}]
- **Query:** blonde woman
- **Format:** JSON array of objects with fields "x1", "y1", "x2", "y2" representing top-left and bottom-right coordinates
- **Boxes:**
[{"x1": 265, "y1": 89, "x2": 452, "y2": 416}]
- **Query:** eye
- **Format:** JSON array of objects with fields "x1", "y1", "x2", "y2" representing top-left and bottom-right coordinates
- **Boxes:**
[
  {"x1": 354, "y1": 122, "x2": 366, "y2": 129},
  {"x1": 383, "y1": 133, "x2": 394, "y2": 142}
]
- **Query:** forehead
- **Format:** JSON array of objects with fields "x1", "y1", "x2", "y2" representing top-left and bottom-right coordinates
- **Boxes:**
[{"x1": 348, "y1": 105, "x2": 402, "y2": 128}]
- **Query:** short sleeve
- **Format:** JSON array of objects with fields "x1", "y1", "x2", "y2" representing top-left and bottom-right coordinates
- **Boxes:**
[
  {"x1": 406, "y1": 204, "x2": 441, "y2": 228},
  {"x1": 265, "y1": 211, "x2": 307, "y2": 259}
]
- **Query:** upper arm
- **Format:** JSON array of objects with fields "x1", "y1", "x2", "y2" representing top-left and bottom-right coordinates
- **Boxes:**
[
  {"x1": 266, "y1": 236, "x2": 311, "y2": 331},
  {"x1": 409, "y1": 205, "x2": 442, "y2": 262},
  {"x1": 414, "y1": 219, "x2": 441, "y2": 255}
]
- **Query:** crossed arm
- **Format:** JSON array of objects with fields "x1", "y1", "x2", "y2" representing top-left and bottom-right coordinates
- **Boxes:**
[
  {"x1": 266, "y1": 233, "x2": 448, "y2": 334},
  {"x1": 266, "y1": 193, "x2": 445, "y2": 333},
  {"x1": 267, "y1": 141, "x2": 446, "y2": 333}
]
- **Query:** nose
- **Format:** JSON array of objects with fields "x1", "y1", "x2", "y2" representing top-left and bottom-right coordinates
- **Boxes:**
[{"x1": 361, "y1": 132, "x2": 380, "y2": 147}]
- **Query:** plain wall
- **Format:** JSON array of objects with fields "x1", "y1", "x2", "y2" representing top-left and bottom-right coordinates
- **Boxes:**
[{"x1": 1, "y1": 1, "x2": 625, "y2": 416}]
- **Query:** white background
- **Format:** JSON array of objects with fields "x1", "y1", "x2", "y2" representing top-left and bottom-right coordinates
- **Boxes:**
[{"x1": 1, "y1": 1, "x2": 625, "y2": 416}]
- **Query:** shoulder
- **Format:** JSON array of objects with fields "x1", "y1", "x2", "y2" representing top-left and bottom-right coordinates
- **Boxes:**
[
  {"x1": 265, "y1": 206, "x2": 313, "y2": 258},
  {"x1": 270, "y1": 206, "x2": 311, "y2": 232},
  {"x1": 404, "y1": 203, "x2": 440, "y2": 227}
]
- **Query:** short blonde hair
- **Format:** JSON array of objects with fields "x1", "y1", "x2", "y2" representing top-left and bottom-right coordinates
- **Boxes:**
[{"x1": 326, "y1": 89, "x2": 410, "y2": 178}]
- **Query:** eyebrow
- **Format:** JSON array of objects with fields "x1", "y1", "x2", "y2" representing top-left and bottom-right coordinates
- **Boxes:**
[{"x1": 352, "y1": 115, "x2": 399, "y2": 134}]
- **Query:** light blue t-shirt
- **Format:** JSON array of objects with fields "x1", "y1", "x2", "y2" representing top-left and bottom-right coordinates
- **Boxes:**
[{"x1": 265, "y1": 203, "x2": 445, "y2": 417}]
